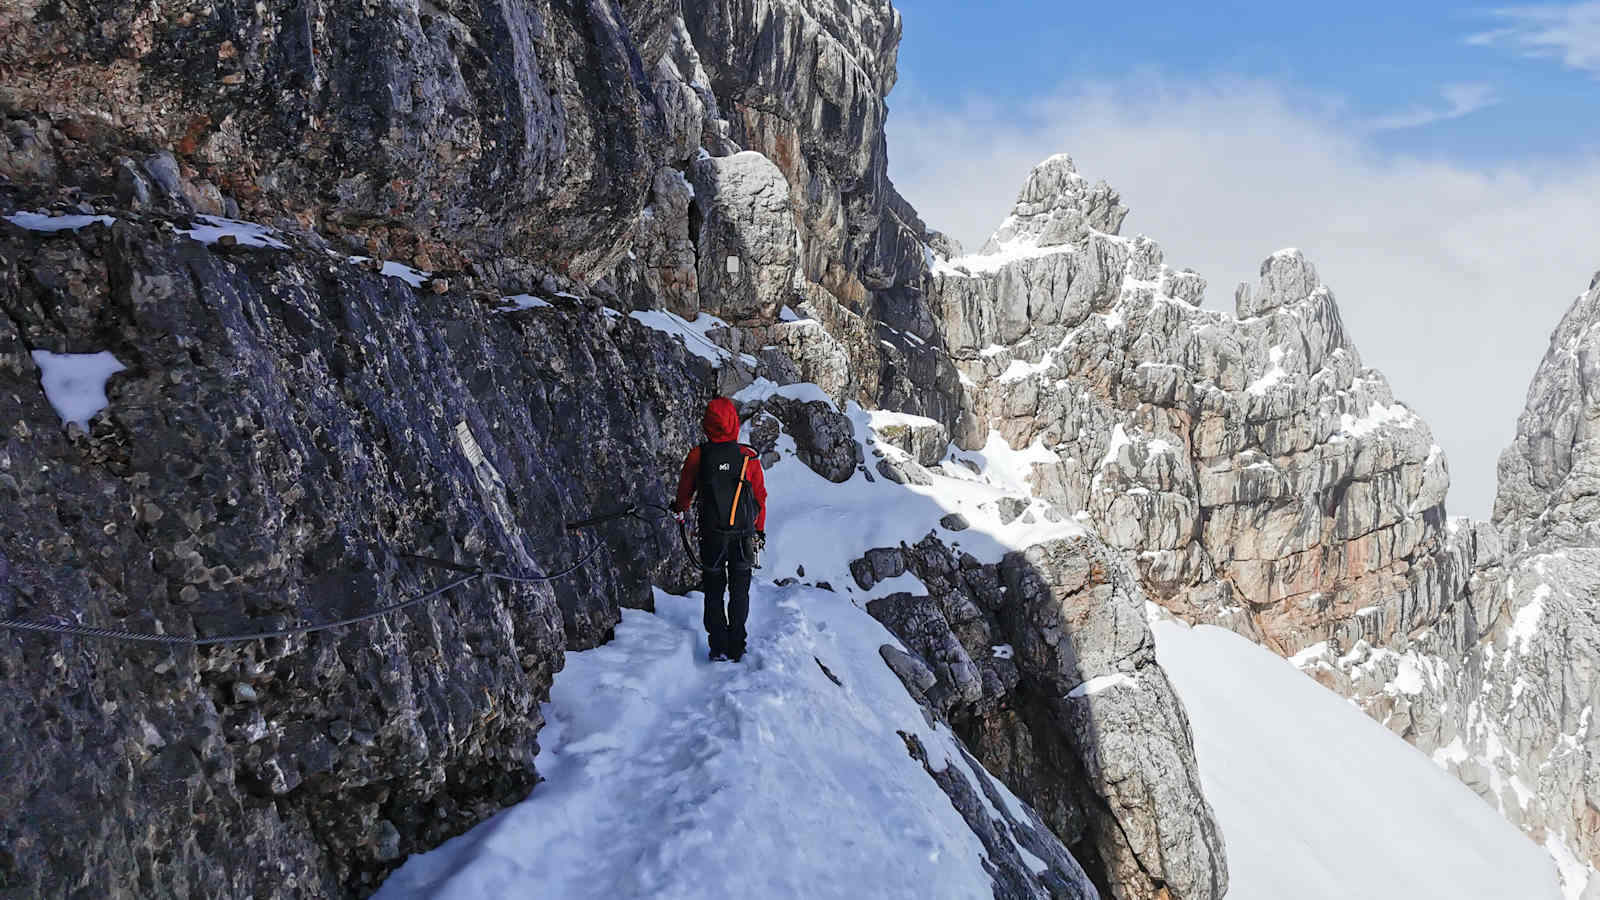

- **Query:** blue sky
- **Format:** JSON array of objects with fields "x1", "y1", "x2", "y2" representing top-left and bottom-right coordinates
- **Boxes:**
[
  {"x1": 893, "y1": 1, "x2": 1599, "y2": 166},
  {"x1": 884, "y1": 2, "x2": 1600, "y2": 520}
]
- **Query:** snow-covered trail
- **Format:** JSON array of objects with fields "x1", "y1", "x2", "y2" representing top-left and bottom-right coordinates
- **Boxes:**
[{"x1": 376, "y1": 584, "x2": 1017, "y2": 900}]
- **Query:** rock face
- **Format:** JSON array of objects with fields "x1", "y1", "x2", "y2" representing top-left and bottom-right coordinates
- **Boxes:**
[
  {"x1": 676, "y1": 0, "x2": 967, "y2": 427},
  {"x1": 630, "y1": 167, "x2": 701, "y2": 317},
  {"x1": 0, "y1": 0, "x2": 665, "y2": 277},
  {"x1": 981, "y1": 154, "x2": 1127, "y2": 253},
  {"x1": 898, "y1": 729, "x2": 1102, "y2": 900},
  {"x1": 934, "y1": 158, "x2": 1456, "y2": 665},
  {"x1": 689, "y1": 150, "x2": 798, "y2": 323},
  {"x1": 862, "y1": 534, "x2": 1228, "y2": 900},
  {"x1": 768, "y1": 317, "x2": 854, "y2": 403},
  {"x1": 1258, "y1": 274, "x2": 1600, "y2": 878},
  {"x1": 0, "y1": 216, "x2": 713, "y2": 894},
  {"x1": 1496, "y1": 275, "x2": 1600, "y2": 552},
  {"x1": 936, "y1": 152, "x2": 1600, "y2": 884},
  {"x1": 1417, "y1": 276, "x2": 1600, "y2": 871}
]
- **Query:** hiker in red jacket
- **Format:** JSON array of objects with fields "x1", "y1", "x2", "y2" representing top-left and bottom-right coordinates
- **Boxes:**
[{"x1": 672, "y1": 397, "x2": 767, "y2": 662}]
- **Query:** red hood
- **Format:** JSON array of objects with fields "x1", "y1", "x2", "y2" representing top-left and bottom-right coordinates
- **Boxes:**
[{"x1": 702, "y1": 397, "x2": 740, "y2": 442}]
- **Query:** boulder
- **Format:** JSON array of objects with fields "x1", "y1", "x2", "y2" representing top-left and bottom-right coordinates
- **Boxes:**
[
  {"x1": 873, "y1": 416, "x2": 950, "y2": 467},
  {"x1": 747, "y1": 395, "x2": 862, "y2": 483},
  {"x1": 771, "y1": 318, "x2": 853, "y2": 404},
  {"x1": 690, "y1": 151, "x2": 798, "y2": 324},
  {"x1": 877, "y1": 457, "x2": 933, "y2": 486}
]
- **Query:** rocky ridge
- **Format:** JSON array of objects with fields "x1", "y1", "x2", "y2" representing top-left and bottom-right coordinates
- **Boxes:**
[
  {"x1": 860, "y1": 533, "x2": 1227, "y2": 900},
  {"x1": 933, "y1": 153, "x2": 1458, "y2": 662},
  {"x1": 1305, "y1": 274, "x2": 1600, "y2": 881},
  {"x1": 932, "y1": 152, "x2": 1600, "y2": 887}
]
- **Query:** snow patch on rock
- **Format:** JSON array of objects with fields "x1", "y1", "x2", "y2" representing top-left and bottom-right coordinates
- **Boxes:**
[{"x1": 30, "y1": 350, "x2": 127, "y2": 429}]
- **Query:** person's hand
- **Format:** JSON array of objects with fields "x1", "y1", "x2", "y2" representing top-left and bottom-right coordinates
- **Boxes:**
[{"x1": 755, "y1": 531, "x2": 766, "y2": 552}]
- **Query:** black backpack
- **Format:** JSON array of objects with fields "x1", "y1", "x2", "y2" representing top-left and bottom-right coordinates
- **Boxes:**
[{"x1": 696, "y1": 441, "x2": 758, "y2": 536}]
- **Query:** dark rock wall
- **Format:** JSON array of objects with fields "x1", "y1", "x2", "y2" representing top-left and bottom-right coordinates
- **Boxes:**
[
  {"x1": 1, "y1": 0, "x2": 663, "y2": 276},
  {"x1": 0, "y1": 218, "x2": 706, "y2": 895}
]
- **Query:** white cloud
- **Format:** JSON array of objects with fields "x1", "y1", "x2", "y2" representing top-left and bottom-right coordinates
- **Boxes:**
[
  {"x1": 1368, "y1": 83, "x2": 1500, "y2": 131},
  {"x1": 886, "y1": 77, "x2": 1600, "y2": 520},
  {"x1": 1469, "y1": 2, "x2": 1600, "y2": 74}
]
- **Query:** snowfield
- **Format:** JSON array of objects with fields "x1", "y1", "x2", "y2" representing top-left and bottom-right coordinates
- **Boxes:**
[{"x1": 1154, "y1": 617, "x2": 1562, "y2": 900}]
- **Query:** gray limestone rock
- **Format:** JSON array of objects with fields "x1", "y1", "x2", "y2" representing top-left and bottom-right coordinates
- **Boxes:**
[
  {"x1": 935, "y1": 150, "x2": 1600, "y2": 886},
  {"x1": 677, "y1": 0, "x2": 963, "y2": 433},
  {"x1": 935, "y1": 154, "x2": 1450, "y2": 663},
  {"x1": 873, "y1": 416, "x2": 950, "y2": 467},
  {"x1": 981, "y1": 155, "x2": 1128, "y2": 254},
  {"x1": 1000, "y1": 540, "x2": 1227, "y2": 900},
  {"x1": 860, "y1": 534, "x2": 1228, "y2": 900},
  {"x1": 1240, "y1": 249, "x2": 1319, "y2": 318},
  {"x1": 877, "y1": 456, "x2": 934, "y2": 486},
  {"x1": 1, "y1": 0, "x2": 668, "y2": 278},
  {"x1": 879, "y1": 643, "x2": 938, "y2": 699},
  {"x1": 997, "y1": 497, "x2": 1030, "y2": 525},
  {"x1": 771, "y1": 318, "x2": 854, "y2": 404},
  {"x1": 1249, "y1": 271, "x2": 1600, "y2": 878},
  {"x1": 896, "y1": 731, "x2": 1100, "y2": 900},
  {"x1": 690, "y1": 151, "x2": 799, "y2": 324},
  {"x1": 867, "y1": 591, "x2": 985, "y2": 715},
  {"x1": 929, "y1": 230, "x2": 965, "y2": 262},
  {"x1": 0, "y1": 5, "x2": 1244, "y2": 897},
  {"x1": 1495, "y1": 277, "x2": 1600, "y2": 553},
  {"x1": 140, "y1": 152, "x2": 185, "y2": 207},
  {"x1": 638, "y1": 166, "x2": 703, "y2": 317}
]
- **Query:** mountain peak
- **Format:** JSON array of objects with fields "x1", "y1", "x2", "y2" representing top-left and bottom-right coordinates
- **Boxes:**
[
  {"x1": 980, "y1": 153, "x2": 1129, "y2": 254},
  {"x1": 1235, "y1": 247, "x2": 1323, "y2": 318}
]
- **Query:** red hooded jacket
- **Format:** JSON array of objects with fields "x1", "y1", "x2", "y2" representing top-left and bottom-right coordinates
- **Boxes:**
[{"x1": 673, "y1": 397, "x2": 767, "y2": 531}]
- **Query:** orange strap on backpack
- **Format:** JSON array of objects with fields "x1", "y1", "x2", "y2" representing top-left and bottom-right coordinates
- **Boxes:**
[{"x1": 729, "y1": 458, "x2": 749, "y2": 527}]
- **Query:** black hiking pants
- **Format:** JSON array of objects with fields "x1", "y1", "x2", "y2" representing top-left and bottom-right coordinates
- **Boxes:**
[{"x1": 701, "y1": 533, "x2": 753, "y2": 659}]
